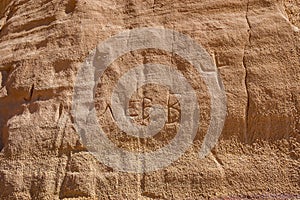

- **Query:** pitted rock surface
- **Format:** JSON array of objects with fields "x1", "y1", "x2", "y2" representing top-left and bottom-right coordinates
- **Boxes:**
[{"x1": 0, "y1": 0, "x2": 299, "y2": 199}]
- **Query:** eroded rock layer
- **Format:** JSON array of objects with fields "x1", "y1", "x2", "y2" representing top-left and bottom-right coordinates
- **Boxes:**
[{"x1": 0, "y1": 0, "x2": 299, "y2": 199}]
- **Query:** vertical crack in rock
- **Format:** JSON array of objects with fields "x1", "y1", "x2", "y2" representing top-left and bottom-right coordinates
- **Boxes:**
[
  {"x1": 59, "y1": 152, "x2": 71, "y2": 198},
  {"x1": 106, "y1": 104, "x2": 115, "y2": 121},
  {"x1": 24, "y1": 84, "x2": 35, "y2": 102},
  {"x1": 211, "y1": 149, "x2": 225, "y2": 179},
  {"x1": 140, "y1": 173, "x2": 146, "y2": 197},
  {"x1": 243, "y1": 0, "x2": 252, "y2": 143},
  {"x1": 53, "y1": 103, "x2": 67, "y2": 153},
  {"x1": 0, "y1": 70, "x2": 8, "y2": 88}
]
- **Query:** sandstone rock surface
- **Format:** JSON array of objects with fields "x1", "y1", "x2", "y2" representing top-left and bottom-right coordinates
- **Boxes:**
[{"x1": 0, "y1": 0, "x2": 299, "y2": 199}]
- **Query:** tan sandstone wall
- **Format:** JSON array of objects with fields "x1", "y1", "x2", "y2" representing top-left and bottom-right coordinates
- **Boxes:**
[{"x1": 0, "y1": 0, "x2": 299, "y2": 199}]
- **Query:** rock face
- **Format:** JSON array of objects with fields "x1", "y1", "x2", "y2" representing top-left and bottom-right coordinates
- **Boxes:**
[{"x1": 0, "y1": 0, "x2": 299, "y2": 199}]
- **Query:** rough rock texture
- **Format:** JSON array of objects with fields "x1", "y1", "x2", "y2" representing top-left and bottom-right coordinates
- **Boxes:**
[{"x1": 0, "y1": 0, "x2": 299, "y2": 199}]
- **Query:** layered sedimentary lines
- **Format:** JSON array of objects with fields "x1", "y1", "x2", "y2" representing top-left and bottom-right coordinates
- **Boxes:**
[{"x1": 0, "y1": 0, "x2": 299, "y2": 199}]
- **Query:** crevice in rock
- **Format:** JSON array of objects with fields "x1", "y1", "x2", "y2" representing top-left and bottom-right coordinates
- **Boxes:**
[
  {"x1": 58, "y1": 102, "x2": 63, "y2": 119},
  {"x1": 29, "y1": 83, "x2": 34, "y2": 100},
  {"x1": 15, "y1": 16, "x2": 56, "y2": 33},
  {"x1": 211, "y1": 149, "x2": 224, "y2": 166},
  {"x1": 59, "y1": 152, "x2": 71, "y2": 198},
  {"x1": 104, "y1": 104, "x2": 115, "y2": 120},
  {"x1": 0, "y1": 70, "x2": 9, "y2": 88},
  {"x1": 53, "y1": 103, "x2": 67, "y2": 152},
  {"x1": 65, "y1": 0, "x2": 77, "y2": 14},
  {"x1": 0, "y1": 1, "x2": 14, "y2": 38},
  {"x1": 140, "y1": 172, "x2": 145, "y2": 192},
  {"x1": 243, "y1": 0, "x2": 252, "y2": 143},
  {"x1": 24, "y1": 83, "x2": 34, "y2": 102},
  {"x1": 0, "y1": 15, "x2": 8, "y2": 33},
  {"x1": 5, "y1": 0, "x2": 29, "y2": 21},
  {"x1": 0, "y1": 0, "x2": 13, "y2": 22}
]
